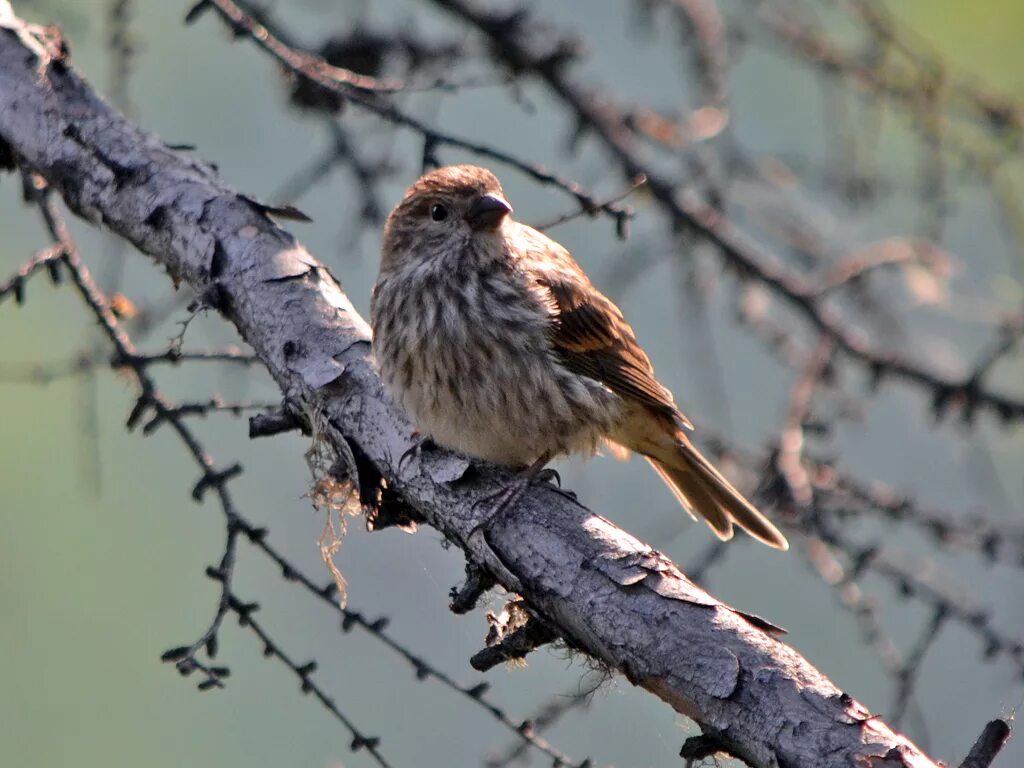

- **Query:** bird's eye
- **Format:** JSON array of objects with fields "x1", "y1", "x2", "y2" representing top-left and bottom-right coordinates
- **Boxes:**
[{"x1": 430, "y1": 203, "x2": 449, "y2": 222}]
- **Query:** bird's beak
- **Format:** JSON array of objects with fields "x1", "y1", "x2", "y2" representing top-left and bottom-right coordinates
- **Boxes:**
[{"x1": 466, "y1": 193, "x2": 512, "y2": 231}]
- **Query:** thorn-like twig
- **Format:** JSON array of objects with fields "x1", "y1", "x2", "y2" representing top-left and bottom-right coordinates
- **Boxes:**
[
  {"x1": 249, "y1": 407, "x2": 305, "y2": 438},
  {"x1": 958, "y1": 719, "x2": 1011, "y2": 768},
  {"x1": 449, "y1": 561, "x2": 497, "y2": 614},
  {"x1": 471, "y1": 601, "x2": 559, "y2": 672}
]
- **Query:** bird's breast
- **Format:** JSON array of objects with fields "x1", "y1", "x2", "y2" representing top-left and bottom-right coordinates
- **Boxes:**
[{"x1": 372, "y1": 266, "x2": 620, "y2": 465}]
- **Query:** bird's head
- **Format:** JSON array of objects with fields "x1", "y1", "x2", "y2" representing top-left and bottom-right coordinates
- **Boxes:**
[{"x1": 380, "y1": 165, "x2": 513, "y2": 273}]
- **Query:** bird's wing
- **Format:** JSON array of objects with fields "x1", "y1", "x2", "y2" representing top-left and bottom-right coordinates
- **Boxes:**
[{"x1": 529, "y1": 238, "x2": 692, "y2": 430}]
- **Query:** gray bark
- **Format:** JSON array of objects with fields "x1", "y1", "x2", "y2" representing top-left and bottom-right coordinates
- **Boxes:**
[{"x1": 0, "y1": 10, "x2": 943, "y2": 768}]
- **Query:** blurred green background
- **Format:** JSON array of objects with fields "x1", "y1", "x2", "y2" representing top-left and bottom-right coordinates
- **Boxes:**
[{"x1": 2, "y1": 1, "x2": 1023, "y2": 766}]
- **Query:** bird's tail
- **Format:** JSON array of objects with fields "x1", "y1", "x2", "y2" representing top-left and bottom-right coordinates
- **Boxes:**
[{"x1": 646, "y1": 435, "x2": 788, "y2": 550}]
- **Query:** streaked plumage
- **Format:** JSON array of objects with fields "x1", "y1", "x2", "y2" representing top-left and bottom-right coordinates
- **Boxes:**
[{"x1": 371, "y1": 165, "x2": 788, "y2": 549}]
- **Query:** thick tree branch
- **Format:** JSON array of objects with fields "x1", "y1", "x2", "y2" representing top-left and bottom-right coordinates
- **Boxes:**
[{"x1": 0, "y1": 12, "x2": 968, "y2": 768}]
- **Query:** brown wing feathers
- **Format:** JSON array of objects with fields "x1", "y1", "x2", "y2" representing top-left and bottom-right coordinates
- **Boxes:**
[
  {"x1": 536, "y1": 266, "x2": 788, "y2": 550},
  {"x1": 540, "y1": 275, "x2": 689, "y2": 428}
]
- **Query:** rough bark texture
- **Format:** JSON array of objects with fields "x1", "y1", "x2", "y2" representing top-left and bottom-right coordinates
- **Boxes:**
[{"x1": 0, "y1": 13, "x2": 942, "y2": 768}]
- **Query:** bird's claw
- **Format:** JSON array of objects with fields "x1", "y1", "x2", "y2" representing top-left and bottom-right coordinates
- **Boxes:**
[
  {"x1": 466, "y1": 454, "x2": 557, "y2": 543},
  {"x1": 536, "y1": 467, "x2": 561, "y2": 488},
  {"x1": 536, "y1": 467, "x2": 579, "y2": 502}
]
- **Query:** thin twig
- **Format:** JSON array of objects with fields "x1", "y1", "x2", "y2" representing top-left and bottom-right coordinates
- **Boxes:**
[{"x1": 191, "y1": 0, "x2": 636, "y2": 232}]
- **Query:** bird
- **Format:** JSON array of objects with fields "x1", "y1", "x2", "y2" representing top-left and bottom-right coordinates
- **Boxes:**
[{"x1": 370, "y1": 164, "x2": 788, "y2": 550}]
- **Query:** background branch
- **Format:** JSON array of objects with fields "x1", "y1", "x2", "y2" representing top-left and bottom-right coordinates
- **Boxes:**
[
  {"x1": 0, "y1": 12, "x2": 967, "y2": 767},
  {"x1": 2, "y1": 0, "x2": 1021, "y2": 766}
]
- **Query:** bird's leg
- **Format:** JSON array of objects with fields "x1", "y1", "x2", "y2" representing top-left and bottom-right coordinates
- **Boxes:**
[{"x1": 470, "y1": 452, "x2": 553, "y2": 537}]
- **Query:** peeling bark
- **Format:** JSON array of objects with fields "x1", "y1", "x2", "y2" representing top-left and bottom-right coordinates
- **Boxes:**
[{"x1": 0, "y1": 11, "x2": 946, "y2": 768}]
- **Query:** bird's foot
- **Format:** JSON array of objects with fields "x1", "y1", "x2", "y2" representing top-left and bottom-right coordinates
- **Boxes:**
[
  {"x1": 535, "y1": 466, "x2": 578, "y2": 502},
  {"x1": 468, "y1": 453, "x2": 552, "y2": 540},
  {"x1": 536, "y1": 467, "x2": 560, "y2": 487}
]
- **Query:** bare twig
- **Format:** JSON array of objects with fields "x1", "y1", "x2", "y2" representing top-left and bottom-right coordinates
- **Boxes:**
[
  {"x1": 0, "y1": 243, "x2": 64, "y2": 304},
  {"x1": 959, "y1": 719, "x2": 1012, "y2": 768},
  {"x1": 190, "y1": 0, "x2": 637, "y2": 233},
  {"x1": 185, "y1": 0, "x2": 406, "y2": 92},
  {"x1": 430, "y1": 0, "x2": 1024, "y2": 424},
  {"x1": 0, "y1": 19, "x2": 947, "y2": 765}
]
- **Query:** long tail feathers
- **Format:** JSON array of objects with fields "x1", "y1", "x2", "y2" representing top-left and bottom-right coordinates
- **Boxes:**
[{"x1": 647, "y1": 441, "x2": 789, "y2": 551}]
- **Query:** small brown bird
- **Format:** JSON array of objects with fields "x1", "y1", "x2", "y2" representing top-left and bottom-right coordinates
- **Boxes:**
[{"x1": 371, "y1": 165, "x2": 788, "y2": 549}]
